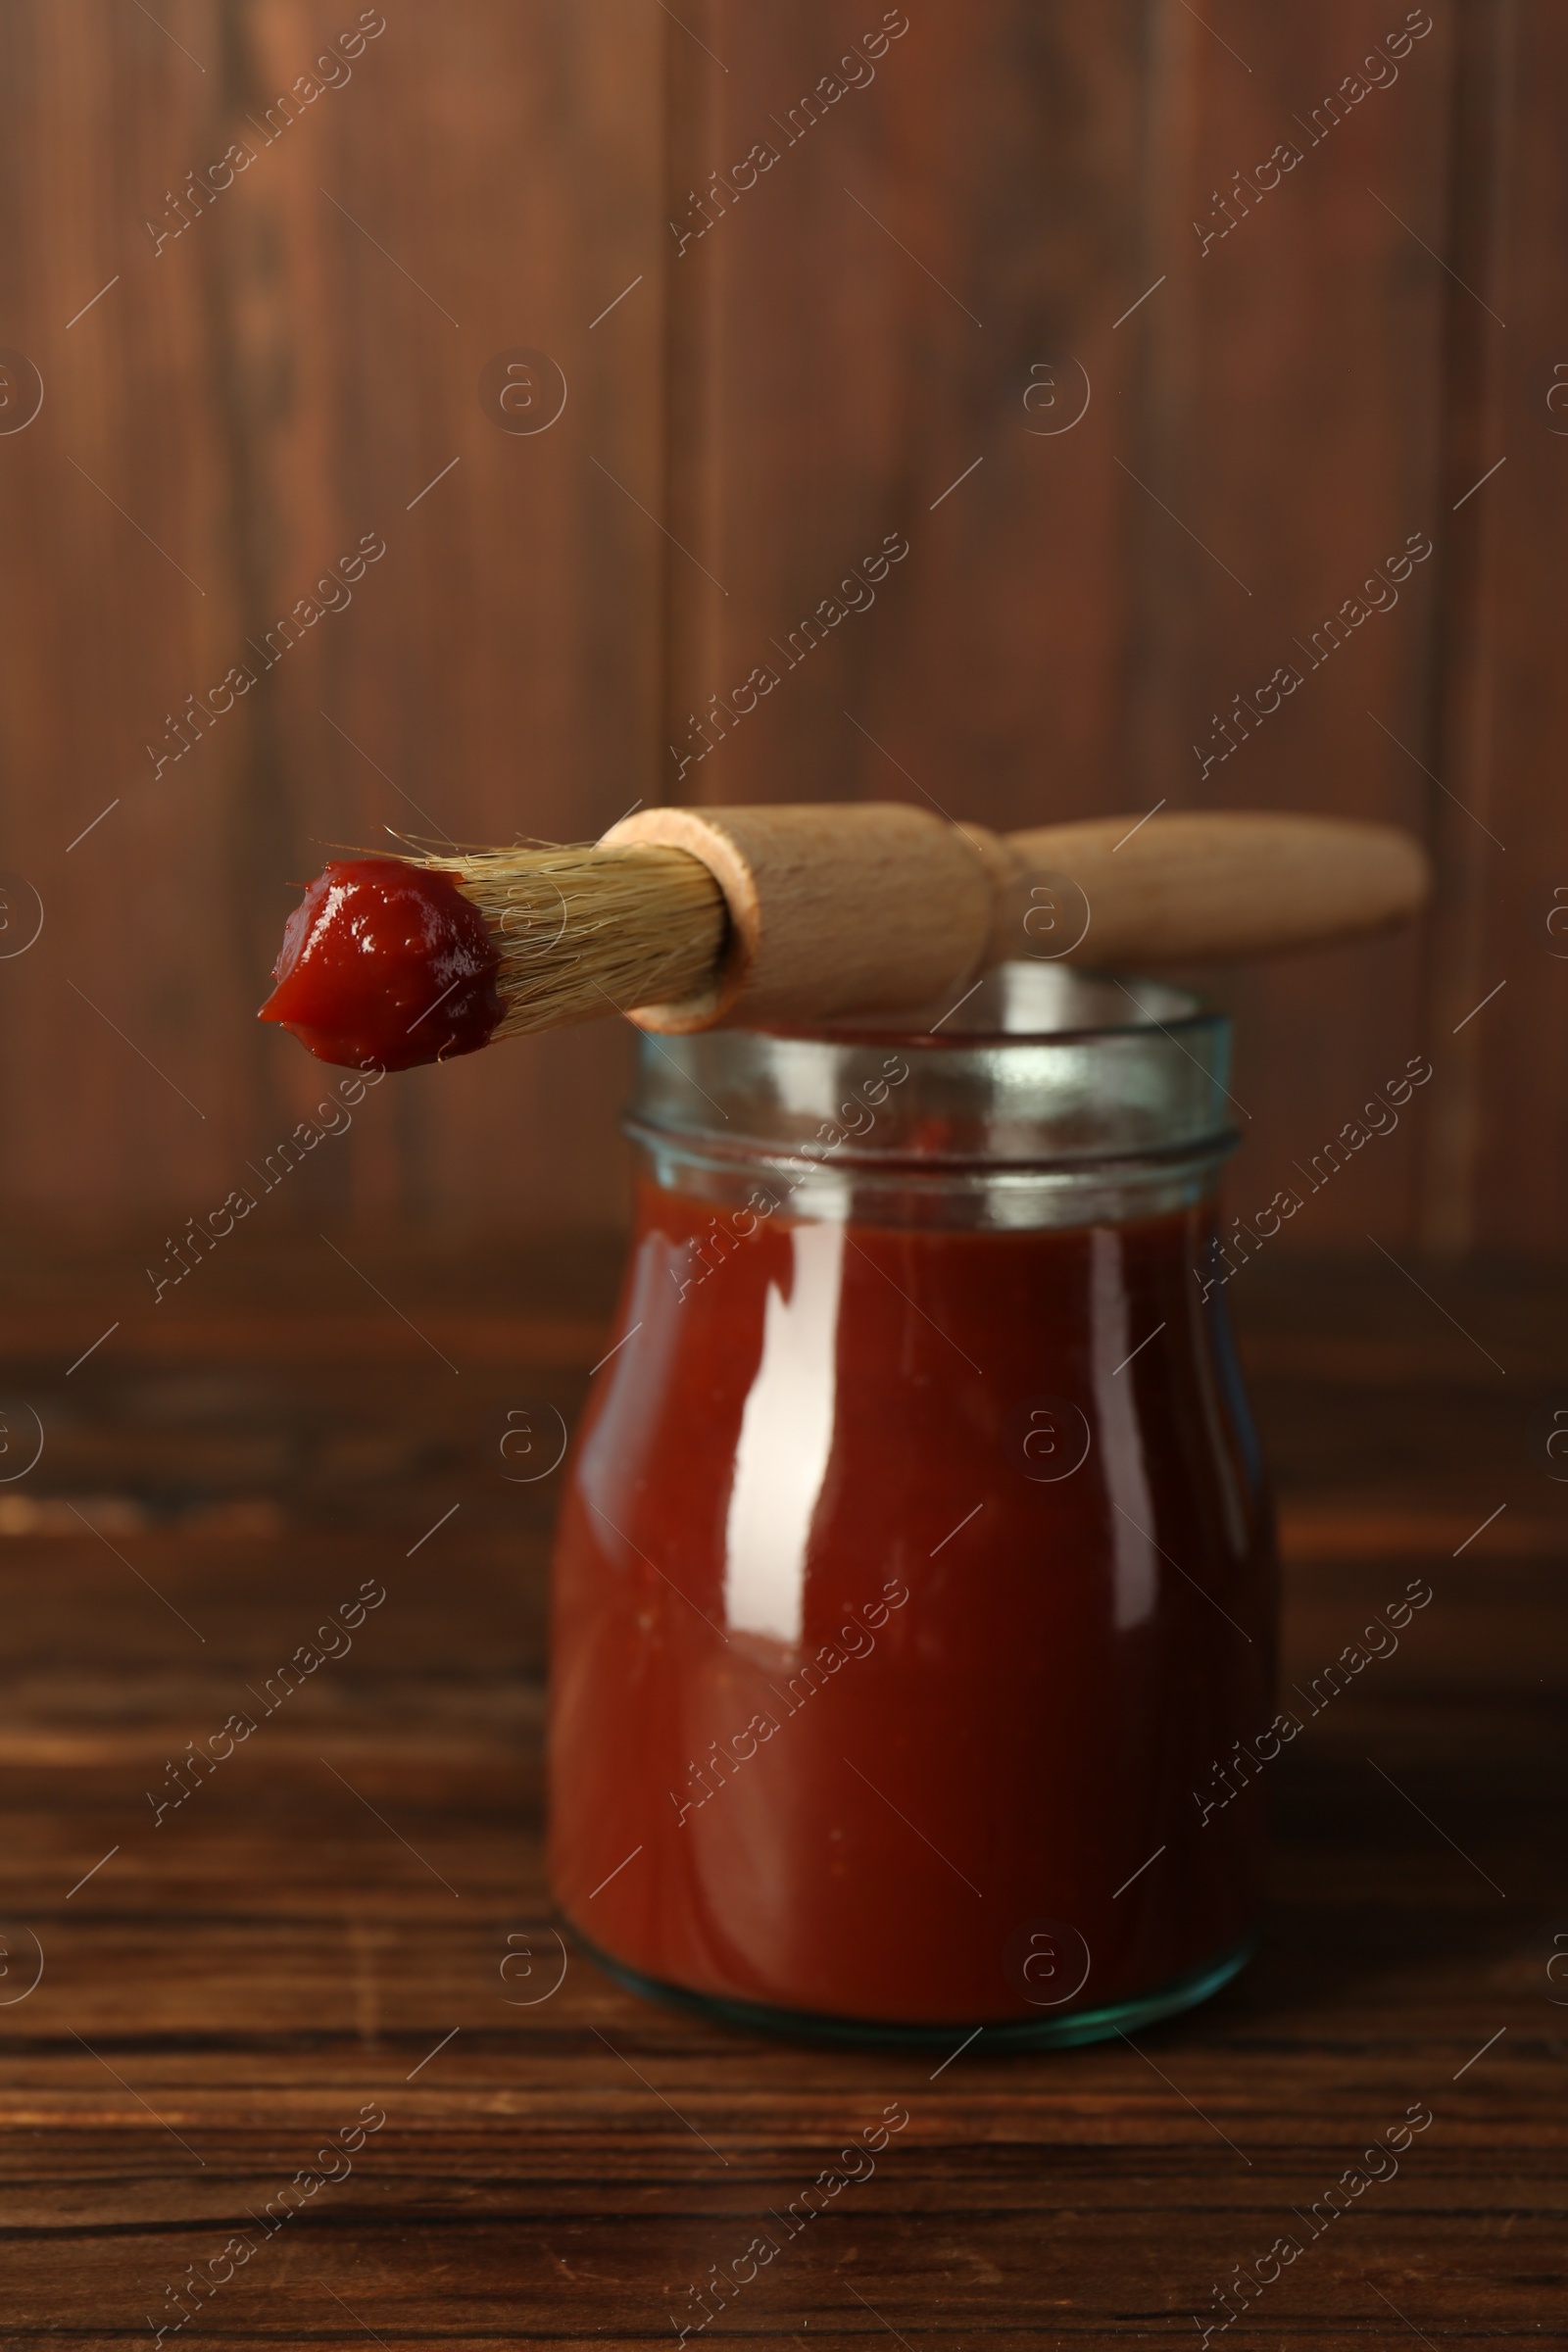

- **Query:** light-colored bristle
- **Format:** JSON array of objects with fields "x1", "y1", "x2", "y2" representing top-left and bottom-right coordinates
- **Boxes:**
[{"x1": 419, "y1": 842, "x2": 727, "y2": 1035}]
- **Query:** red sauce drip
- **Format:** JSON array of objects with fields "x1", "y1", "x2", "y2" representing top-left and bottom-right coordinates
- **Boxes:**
[
  {"x1": 259, "y1": 858, "x2": 502, "y2": 1072},
  {"x1": 550, "y1": 1185, "x2": 1273, "y2": 2030}
]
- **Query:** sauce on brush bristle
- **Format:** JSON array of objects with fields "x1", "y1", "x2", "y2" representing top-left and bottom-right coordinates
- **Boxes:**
[
  {"x1": 260, "y1": 858, "x2": 503, "y2": 1071},
  {"x1": 261, "y1": 840, "x2": 728, "y2": 1066}
]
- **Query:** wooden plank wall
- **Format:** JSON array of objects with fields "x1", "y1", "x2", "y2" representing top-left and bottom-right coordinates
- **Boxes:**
[
  {"x1": 0, "y1": 0, "x2": 1555, "y2": 1249},
  {"x1": 0, "y1": 0, "x2": 662, "y2": 1239},
  {"x1": 1461, "y1": 0, "x2": 1565, "y2": 1250}
]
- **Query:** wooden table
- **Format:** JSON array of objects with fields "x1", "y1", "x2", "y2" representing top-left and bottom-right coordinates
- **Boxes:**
[{"x1": 1, "y1": 1235, "x2": 1562, "y2": 2347}]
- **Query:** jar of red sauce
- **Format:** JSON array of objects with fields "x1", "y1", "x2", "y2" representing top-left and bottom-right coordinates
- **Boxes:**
[{"x1": 549, "y1": 965, "x2": 1275, "y2": 2045}]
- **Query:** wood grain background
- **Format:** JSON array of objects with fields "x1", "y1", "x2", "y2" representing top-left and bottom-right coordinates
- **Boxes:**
[{"x1": 0, "y1": 0, "x2": 1553, "y2": 1250}]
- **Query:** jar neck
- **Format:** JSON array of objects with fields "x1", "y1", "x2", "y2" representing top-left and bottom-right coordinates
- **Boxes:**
[{"x1": 625, "y1": 967, "x2": 1237, "y2": 1232}]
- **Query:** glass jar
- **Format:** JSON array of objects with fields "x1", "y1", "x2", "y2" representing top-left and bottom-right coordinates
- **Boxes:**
[{"x1": 548, "y1": 964, "x2": 1275, "y2": 2046}]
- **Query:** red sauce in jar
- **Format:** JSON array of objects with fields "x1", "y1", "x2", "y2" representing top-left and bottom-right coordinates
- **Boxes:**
[
  {"x1": 550, "y1": 1181, "x2": 1273, "y2": 2031},
  {"x1": 259, "y1": 858, "x2": 501, "y2": 1071}
]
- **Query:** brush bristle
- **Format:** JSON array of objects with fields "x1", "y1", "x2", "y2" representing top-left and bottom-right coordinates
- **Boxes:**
[{"x1": 416, "y1": 842, "x2": 727, "y2": 1035}]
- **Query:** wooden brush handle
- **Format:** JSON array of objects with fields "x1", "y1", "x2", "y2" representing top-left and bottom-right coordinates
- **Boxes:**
[
  {"x1": 601, "y1": 804, "x2": 1429, "y2": 1033},
  {"x1": 974, "y1": 809, "x2": 1431, "y2": 967},
  {"x1": 604, "y1": 802, "x2": 990, "y2": 1031}
]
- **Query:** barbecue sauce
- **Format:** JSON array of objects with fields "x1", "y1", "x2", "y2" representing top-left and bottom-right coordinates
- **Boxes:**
[
  {"x1": 550, "y1": 1180, "x2": 1273, "y2": 2029},
  {"x1": 260, "y1": 858, "x2": 501, "y2": 1071}
]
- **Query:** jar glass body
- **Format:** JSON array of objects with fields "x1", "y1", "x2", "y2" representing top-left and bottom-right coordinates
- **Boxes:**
[{"x1": 549, "y1": 966, "x2": 1275, "y2": 2044}]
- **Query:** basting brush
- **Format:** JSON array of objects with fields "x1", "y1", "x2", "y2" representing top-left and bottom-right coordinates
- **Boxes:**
[{"x1": 259, "y1": 803, "x2": 1430, "y2": 1071}]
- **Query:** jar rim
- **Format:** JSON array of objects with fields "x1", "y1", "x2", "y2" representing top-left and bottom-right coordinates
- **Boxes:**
[
  {"x1": 624, "y1": 1115, "x2": 1238, "y2": 1179},
  {"x1": 754, "y1": 966, "x2": 1219, "y2": 1051},
  {"x1": 624, "y1": 966, "x2": 1237, "y2": 1206}
]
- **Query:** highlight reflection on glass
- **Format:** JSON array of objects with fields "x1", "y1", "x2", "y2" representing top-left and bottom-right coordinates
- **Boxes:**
[{"x1": 723, "y1": 1220, "x2": 845, "y2": 1646}]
